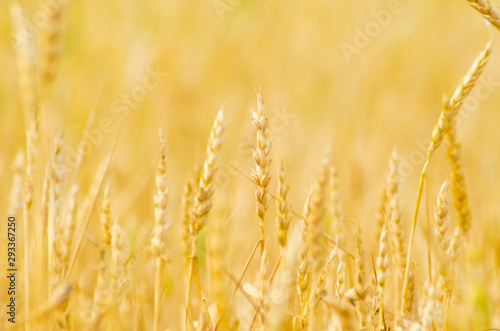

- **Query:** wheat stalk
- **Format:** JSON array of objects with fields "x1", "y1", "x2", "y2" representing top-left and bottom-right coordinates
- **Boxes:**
[
  {"x1": 402, "y1": 41, "x2": 492, "y2": 316},
  {"x1": 187, "y1": 109, "x2": 225, "y2": 330}
]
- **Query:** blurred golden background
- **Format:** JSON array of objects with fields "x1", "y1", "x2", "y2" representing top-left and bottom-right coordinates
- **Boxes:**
[{"x1": 1, "y1": 0, "x2": 500, "y2": 329}]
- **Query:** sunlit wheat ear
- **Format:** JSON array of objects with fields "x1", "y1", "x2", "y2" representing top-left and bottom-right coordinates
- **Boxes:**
[
  {"x1": 330, "y1": 166, "x2": 345, "y2": 250},
  {"x1": 251, "y1": 92, "x2": 272, "y2": 252},
  {"x1": 40, "y1": 1, "x2": 66, "y2": 89},
  {"x1": 61, "y1": 185, "x2": 79, "y2": 274},
  {"x1": 40, "y1": 169, "x2": 50, "y2": 236},
  {"x1": 51, "y1": 132, "x2": 65, "y2": 226},
  {"x1": 445, "y1": 128, "x2": 471, "y2": 236},
  {"x1": 447, "y1": 227, "x2": 462, "y2": 259},
  {"x1": 375, "y1": 183, "x2": 388, "y2": 245},
  {"x1": 111, "y1": 219, "x2": 132, "y2": 325},
  {"x1": 276, "y1": 159, "x2": 291, "y2": 251},
  {"x1": 100, "y1": 183, "x2": 112, "y2": 251},
  {"x1": 111, "y1": 219, "x2": 128, "y2": 296},
  {"x1": 49, "y1": 184, "x2": 73, "y2": 328},
  {"x1": 433, "y1": 181, "x2": 454, "y2": 303},
  {"x1": 467, "y1": 0, "x2": 500, "y2": 30},
  {"x1": 386, "y1": 150, "x2": 405, "y2": 323},
  {"x1": 297, "y1": 191, "x2": 312, "y2": 323},
  {"x1": 284, "y1": 226, "x2": 301, "y2": 307},
  {"x1": 308, "y1": 149, "x2": 331, "y2": 276},
  {"x1": 402, "y1": 272, "x2": 415, "y2": 318},
  {"x1": 152, "y1": 135, "x2": 170, "y2": 259},
  {"x1": 152, "y1": 134, "x2": 170, "y2": 331},
  {"x1": 10, "y1": 2, "x2": 38, "y2": 118},
  {"x1": 181, "y1": 173, "x2": 195, "y2": 268},
  {"x1": 308, "y1": 248, "x2": 337, "y2": 329},
  {"x1": 421, "y1": 286, "x2": 436, "y2": 331},
  {"x1": 24, "y1": 122, "x2": 38, "y2": 217},
  {"x1": 376, "y1": 222, "x2": 390, "y2": 330},
  {"x1": 49, "y1": 188, "x2": 64, "y2": 297},
  {"x1": 191, "y1": 109, "x2": 225, "y2": 237},
  {"x1": 91, "y1": 257, "x2": 110, "y2": 328},
  {"x1": 335, "y1": 260, "x2": 346, "y2": 300},
  {"x1": 354, "y1": 226, "x2": 367, "y2": 328},
  {"x1": 427, "y1": 42, "x2": 492, "y2": 158},
  {"x1": 434, "y1": 181, "x2": 450, "y2": 253}
]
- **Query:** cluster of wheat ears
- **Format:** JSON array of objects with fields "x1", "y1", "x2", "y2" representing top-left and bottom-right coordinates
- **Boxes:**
[{"x1": 4, "y1": 0, "x2": 500, "y2": 330}]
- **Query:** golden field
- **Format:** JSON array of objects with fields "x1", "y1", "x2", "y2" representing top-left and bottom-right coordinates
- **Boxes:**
[{"x1": 1, "y1": 0, "x2": 500, "y2": 330}]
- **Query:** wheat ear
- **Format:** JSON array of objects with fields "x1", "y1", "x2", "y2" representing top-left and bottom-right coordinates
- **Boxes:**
[
  {"x1": 445, "y1": 127, "x2": 471, "y2": 235},
  {"x1": 100, "y1": 184, "x2": 112, "y2": 251},
  {"x1": 10, "y1": 3, "x2": 38, "y2": 119},
  {"x1": 467, "y1": 0, "x2": 500, "y2": 30},
  {"x1": 152, "y1": 134, "x2": 170, "y2": 331},
  {"x1": 308, "y1": 248, "x2": 337, "y2": 329},
  {"x1": 181, "y1": 173, "x2": 195, "y2": 268},
  {"x1": 308, "y1": 150, "x2": 331, "y2": 276},
  {"x1": 330, "y1": 166, "x2": 345, "y2": 253},
  {"x1": 376, "y1": 222, "x2": 390, "y2": 331},
  {"x1": 354, "y1": 226, "x2": 367, "y2": 328},
  {"x1": 421, "y1": 286, "x2": 436, "y2": 331},
  {"x1": 276, "y1": 159, "x2": 291, "y2": 252},
  {"x1": 297, "y1": 191, "x2": 312, "y2": 326},
  {"x1": 434, "y1": 181, "x2": 450, "y2": 253},
  {"x1": 252, "y1": 92, "x2": 272, "y2": 253},
  {"x1": 190, "y1": 109, "x2": 225, "y2": 240},
  {"x1": 110, "y1": 219, "x2": 128, "y2": 298},
  {"x1": 40, "y1": 0, "x2": 66, "y2": 89}
]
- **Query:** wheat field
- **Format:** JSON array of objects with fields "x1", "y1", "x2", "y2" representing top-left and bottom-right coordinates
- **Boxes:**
[{"x1": 2, "y1": 0, "x2": 500, "y2": 330}]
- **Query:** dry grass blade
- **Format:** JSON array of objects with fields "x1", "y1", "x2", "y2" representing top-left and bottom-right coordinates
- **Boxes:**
[{"x1": 65, "y1": 119, "x2": 122, "y2": 281}]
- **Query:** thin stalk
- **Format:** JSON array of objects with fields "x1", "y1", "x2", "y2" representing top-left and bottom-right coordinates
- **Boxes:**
[
  {"x1": 401, "y1": 159, "x2": 429, "y2": 315},
  {"x1": 154, "y1": 257, "x2": 163, "y2": 331}
]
